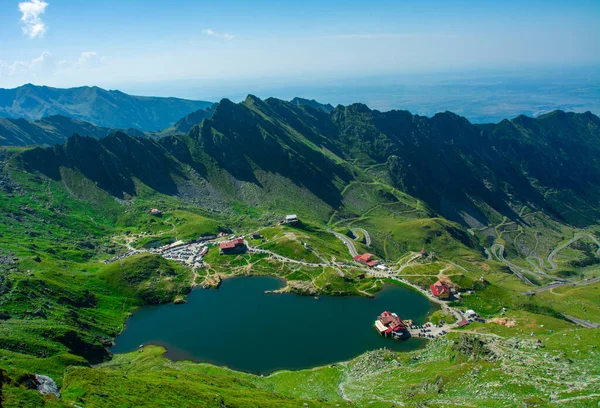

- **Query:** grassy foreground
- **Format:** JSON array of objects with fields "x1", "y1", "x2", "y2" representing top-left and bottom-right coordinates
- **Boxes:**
[{"x1": 1, "y1": 140, "x2": 599, "y2": 407}]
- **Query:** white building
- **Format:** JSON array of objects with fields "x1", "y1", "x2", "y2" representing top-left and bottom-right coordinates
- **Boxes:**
[{"x1": 285, "y1": 214, "x2": 298, "y2": 223}]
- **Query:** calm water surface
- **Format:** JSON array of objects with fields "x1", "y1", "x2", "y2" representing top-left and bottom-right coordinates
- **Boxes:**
[{"x1": 112, "y1": 276, "x2": 432, "y2": 374}]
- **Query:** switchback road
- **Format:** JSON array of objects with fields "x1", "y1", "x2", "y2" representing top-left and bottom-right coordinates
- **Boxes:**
[
  {"x1": 351, "y1": 228, "x2": 371, "y2": 246},
  {"x1": 333, "y1": 232, "x2": 359, "y2": 258}
]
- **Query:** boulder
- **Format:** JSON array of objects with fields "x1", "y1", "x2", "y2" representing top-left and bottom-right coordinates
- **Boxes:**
[{"x1": 34, "y1": 374, "x2": 60, "y2": 398}]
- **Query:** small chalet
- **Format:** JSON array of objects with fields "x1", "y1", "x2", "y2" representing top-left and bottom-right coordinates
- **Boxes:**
[
  {"x1": 250, "y1": 232, "x2": 262, "y2": 240},
  {"x1": 285, "y1": 214, "x2": 298, "y2": 223},
  {"x1": 430, "y1": 280, "x2": 451, "y2": 299},
  {"x1": 148, "y1": 208, "x2": 162, "y2": 216},
  {"x1": 219, "y1": 238, "x2": 246, "y2": 254},
  {"x1": 375, "y1": 311, "x2": 406, "y2": 337},
  {"x1": 354, "y1": 253, "x2": 379, "y2": 267}
]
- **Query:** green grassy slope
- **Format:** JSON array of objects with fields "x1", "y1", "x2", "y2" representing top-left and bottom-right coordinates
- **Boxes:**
[{"x1": 1, "y1": 101, "x2": 599, "y2": 406}]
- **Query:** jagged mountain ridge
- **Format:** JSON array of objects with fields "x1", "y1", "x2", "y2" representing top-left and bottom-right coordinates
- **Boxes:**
[
  {"x1": 290, "y1": 97, "x2": 335, "y2": 113},
  {"x1": 19, "y1": 96, "x2": 355, "y2": 218},
  {"x1": 16, "y1": 95, "x2": 600, "y2": 228},
  {"x1": 0, "y1": 115, "x2": 145, "y2": 146},
  {"x1": 328, "y1": 105, "x2": 600, "y2": 227},
  {"x1": 171, "y1": 104, "x2": 218, "y2": 134},
  {"x1": 0, "y1": 84, "x2": 213, "y2": 131}
]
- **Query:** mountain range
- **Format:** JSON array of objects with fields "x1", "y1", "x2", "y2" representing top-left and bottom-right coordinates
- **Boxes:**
[
  {"x1": 1, "y1": 88, "x2": 600, "y2": 407},
  {"x1": 17, "y1": 94, "x2": 600, "y2": 231},
  {"x1": 0, "y1": 115, "x2": 145, "y2": 146},
  {"x1": 0, "y1": 84, "x2": 212, "y2": 131}
]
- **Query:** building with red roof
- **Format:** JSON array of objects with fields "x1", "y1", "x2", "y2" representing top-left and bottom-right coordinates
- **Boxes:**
[
  {"x1": 375, "y1": 311, "x2": 406, "y2": 338},
  {"x1": 219, "y1": 238, "x2": 246, "y2": 254},
  {"x1": 354, "y1": 253, "x2": 380, "y2": 267},
  {"x1": 430, "y1": 280, "x2": 451, "y2": 299}
]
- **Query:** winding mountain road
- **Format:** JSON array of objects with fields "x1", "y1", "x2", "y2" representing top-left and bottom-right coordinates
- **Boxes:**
[
  {"x1": 492, "y1": 232, "x2": 600, "y2": 294},
  {"x1": 545, "y1": 233, "x2": 600, "y2": 271},
  {"x1": 491, "y1": 243, "x2": 535, "y2": 285},
  {"x1": 333, "y1": 232, "x2": 359, "y2": 258},
  {"x1": 561, "y1": 314, "x2": 600, "y2": 329},
  {"x1": 351, "y1": 228, "x2": 371, "y2": 246},
  {"x1": 522, "y1": 277, "x2": 600, "y2": 295}
]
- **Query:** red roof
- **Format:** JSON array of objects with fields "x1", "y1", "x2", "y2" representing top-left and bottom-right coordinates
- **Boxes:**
[
  {"x1": 457, "y1": 320, "x2": 469, "y2": 327},
  {"x1": 430, "y1": 280, "x2": 450, "y2": 297},
  {"x1": 378, "y1": 311, "x2": 405, "y2": 331},
  {"x1": 219, "y1": 238, "x2": 245, "y2": 249},
  {"x1": 354, "y1": 253, "x2": 379, "y2": 266}
]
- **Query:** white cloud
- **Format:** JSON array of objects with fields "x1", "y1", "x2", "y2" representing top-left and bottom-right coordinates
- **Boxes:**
[
  {"x1": 77, "y1": 51, "x2": 106, "y2": 69},
  {"x1": 202, "y1": 28, "x2": 234, "y2": 40},
  {"x1": 56, "y1": 51, "x2": 106, "y2": 75},
  {"x1": 18, "y1": 0, "x2": 49, "y2": 38},
  {"x1": 0, "y1": 51, "x2": 53, "y2": 77},
  {"x1": 0, "y1": 51, "x2": 106, "y2": 85}
]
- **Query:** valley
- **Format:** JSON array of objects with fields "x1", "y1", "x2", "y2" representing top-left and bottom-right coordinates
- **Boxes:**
[{"x1": 0, "y1": 95, "x2": 599, "y2": 407}]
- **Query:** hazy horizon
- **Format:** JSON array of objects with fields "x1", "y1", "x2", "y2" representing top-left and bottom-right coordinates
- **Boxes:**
[
  {"x1": 1, "y1": 0, "x2": 599, "y2": 90},
  {"x1": 3, "y1": 66, "x2": 599, "y2": 124},
  {"x1": 1, "y1": 0, "x2": 599, "y2": 123}
]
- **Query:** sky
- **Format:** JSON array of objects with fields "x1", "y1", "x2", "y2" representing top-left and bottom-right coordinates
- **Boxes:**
[{"x1": 0, "y1": 0, "x2": 599, "y2": 97}]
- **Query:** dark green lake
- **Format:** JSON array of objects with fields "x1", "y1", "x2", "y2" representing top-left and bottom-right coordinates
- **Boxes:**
[{"x1": 112, "y1": 276, "x2": 432, "y2": 374}]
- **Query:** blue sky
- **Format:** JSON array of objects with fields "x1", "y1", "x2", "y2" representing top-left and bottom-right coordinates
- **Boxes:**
[{"x1": 0, "y1": 0, "x2": 599, "y2": 94}]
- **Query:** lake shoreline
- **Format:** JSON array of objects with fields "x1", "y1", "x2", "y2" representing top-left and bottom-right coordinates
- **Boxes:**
[{"x1": 112, "y1": 276, "x2": 433, "y2": 374}]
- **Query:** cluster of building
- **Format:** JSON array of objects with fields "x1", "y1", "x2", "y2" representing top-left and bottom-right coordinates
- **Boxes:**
[
  {"x1": 153, "y1": 242, "x2": 208, "y2": 268},
  {"x1": 374, "y1": 311, "x2": 407, "y2": 338}
]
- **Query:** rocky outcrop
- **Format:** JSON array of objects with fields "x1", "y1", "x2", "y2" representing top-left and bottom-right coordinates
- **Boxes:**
[{"x1": 34, "y1": 374, "x2": 60, "y2": 398}]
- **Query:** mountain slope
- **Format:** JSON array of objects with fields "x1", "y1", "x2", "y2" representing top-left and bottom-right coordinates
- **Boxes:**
[
  {"x1": 16, "y1": 96, "x2": 600, "y2": 230},
  {"x1": 171, "y1": 104, "x2": 217, "y2": 133},
  {"x1": 289, "y1": 97, "x2": 334, "y2": 113},
  {"x1": 0, "y1": 115, "x2": 144, "y2": 146},
  {"x1": 0, "y1": 84, "x2": 213, "y2": 131},
  {"x1": 328, "y1": 105, "x2": 600, "y2": 227},
  {"x1": 19, "y1": 97, "x2": 355, "y2": 220},
  {"x1": 1, "y1": 96, "x2": 600, "y2": 406}
]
